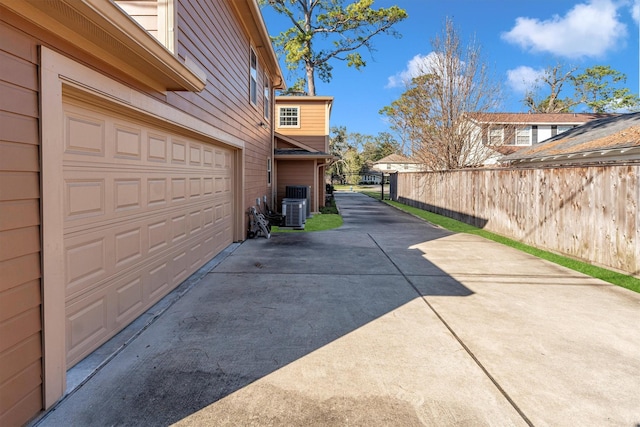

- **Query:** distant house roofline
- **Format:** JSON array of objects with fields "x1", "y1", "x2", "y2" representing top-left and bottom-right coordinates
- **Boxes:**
[
  {"x1": 501, "y1": 113, "x2": 640, "y2": 165},
  {"x1": 374, "y1": 154, "x2": 421, "y2": 164},
  {"x1": 466, "y1": 112, "x2": 618, "y2": 125}
]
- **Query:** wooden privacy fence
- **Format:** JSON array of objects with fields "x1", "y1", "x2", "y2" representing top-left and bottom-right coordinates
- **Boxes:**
[{"x1": 393, "y1": 165, "x2": 640, "y2": 276}]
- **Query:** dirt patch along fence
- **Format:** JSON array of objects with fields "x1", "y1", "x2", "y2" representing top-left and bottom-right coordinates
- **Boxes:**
[{"x1": 392, "y1": 165, "x2": 640, "y2": 276}]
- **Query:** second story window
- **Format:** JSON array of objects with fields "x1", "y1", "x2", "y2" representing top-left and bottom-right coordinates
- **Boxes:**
[
  {"x1": 488, "y1": 126, "x2": 503, "y2": 145},
  {"x1": 250, "y1": 48, "x2": 258, "y2": 105},
  {"x1": 278, "y1": 106, "x2": 299, "y2": 128},
  {"x1": 515, "y1": 126, "x2": 531, "y2": 145},
  {"x1": 264, "y1": 74, "x2": 270, "y2": 120}
]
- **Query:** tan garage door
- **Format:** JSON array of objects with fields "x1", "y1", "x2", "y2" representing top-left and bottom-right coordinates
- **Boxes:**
[{"x1": 62, "y1": 100, "x2": 234, "y2": 367}]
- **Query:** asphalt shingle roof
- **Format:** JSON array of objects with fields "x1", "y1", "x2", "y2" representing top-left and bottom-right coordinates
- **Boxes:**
[{"x1": 501, "y1": 113, "x2": 640, "y2": 162}]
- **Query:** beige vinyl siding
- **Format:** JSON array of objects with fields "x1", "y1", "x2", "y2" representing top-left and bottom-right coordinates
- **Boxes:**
[
  {"x1": 174, "y1": 0, "x2": 272, "y2": 214},
  {"x1": 275, "y1": 101, "x2": 329, "y2": 152},
  {"x1": 276, "y1": 102, "x2": 327, "y2": 136},
  {"x1": 283, "y1": 135, "x2": 328, "y2": 151},
  {"x1": 0, "y1": 18, "x2": 43, "y2": 427},
  {"x1": 276, "y1": 160, "x2": 315, "y2": 209}
]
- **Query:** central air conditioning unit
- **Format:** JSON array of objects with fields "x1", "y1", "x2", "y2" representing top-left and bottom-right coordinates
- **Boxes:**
[
  {"x1": 285, "y1": 185, "x2": 311, "y2": 217},
  {"x1": 282, "y1": 198, "x2": 306, "y2": 228}
]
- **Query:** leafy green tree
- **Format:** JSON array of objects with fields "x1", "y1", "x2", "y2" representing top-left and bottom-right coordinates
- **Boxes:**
[
  {"x1": 328, "y1": 126, "x2": 349, "y2": 182},
  {"x1": 573, "y1": 65, "x2": 640, "y2": 113},
  {"x1": 522, "y1": 64, "x2": 640, "y2": 113},
  {"x1": 342, "y1": 147, "x2": 364, "y2": 185},
  {"x1": 279, "y1": 77, "x2": 307, "y2": 95},
  {"x1": 328, "y1": 127, "x2": 398, "y2": 182},
  {"x1": 261, "y1": 0, "x2": 407, "y2": 95},
  {"x1": 360, "y1": 132, "x2": 401, "y2": 165}
]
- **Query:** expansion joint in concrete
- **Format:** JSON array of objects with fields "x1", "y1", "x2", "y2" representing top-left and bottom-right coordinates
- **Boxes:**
[{"x1": 366, "y1": 233, "x2": 534, "y2": 427}]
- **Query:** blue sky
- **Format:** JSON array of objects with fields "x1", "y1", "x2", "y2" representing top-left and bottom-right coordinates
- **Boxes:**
[{"x1": 260, "y1": 0, "x2": 640, "y2": 137}]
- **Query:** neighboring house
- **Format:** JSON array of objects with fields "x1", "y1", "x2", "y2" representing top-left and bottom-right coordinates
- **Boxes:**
[
  {"x1": 0, "y1": 1, "x2": 283, "y2": 425},
  {"x1": 359, "y1": 171, "x2": 383, "y2": 184},
  {"x1": 467, "y1": 112, "x2": 616, "y2": 164},
  {"x1": 274, "y1": 96, "x2": 334, "y2": 213},
  {"x1": 373, "y1": 154, "x2": 429, "y2": 173},
  {"x1": 500, "y1": 113, "x2": 640, "y2": 166}
]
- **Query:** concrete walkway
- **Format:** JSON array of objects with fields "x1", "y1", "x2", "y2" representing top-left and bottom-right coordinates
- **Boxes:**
[{"x1": 36, "y1": 192, "x2": 640, "y2": 426}]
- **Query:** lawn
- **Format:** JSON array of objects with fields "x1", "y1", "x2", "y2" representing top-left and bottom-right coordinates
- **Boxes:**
[{"x1": 271, "y1": 213, "x2": 343, "y2": 232}]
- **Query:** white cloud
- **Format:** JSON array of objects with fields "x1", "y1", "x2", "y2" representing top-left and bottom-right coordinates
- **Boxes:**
[
  {"x1": 501, "y1": 0, "x2": 628, "y2": 58},
  {"x1": 506, "y1": 66, "x2": 545, "y2": 93},
  {"x1": 386, "y1": 53, "x2": 438, "y2": 88},
  {"x1": 632, "y1": 0, "x2": 640, "y2": 23}
]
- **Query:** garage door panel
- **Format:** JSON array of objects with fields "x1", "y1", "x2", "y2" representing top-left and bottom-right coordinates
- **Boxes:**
[
  {"x1": 113, "y1": 124, "x2": 142, "y2": 160},
  {"x1": 65, "y1": 237, "x2": 108, "y2": 295},
  {"x1": 62, "y1": 100, "x2": 235, "y2": 367},
  {"x1": 147, "y1": 262, "x2": 169, "y2": 300},
  {"x1": 148, "y1": 134, "x2": 168, "y2": 162},
  {"x1": 65, "y1": 110, "x2": 106, "y2": 156},
  {"x1": 66, "y1": 297, "x2": 108, "y2": 364},
  {"x1": 114, "y1": 178, "x2": 142, "y2": 212},
  {"x1": 65, "y1": 202, "x2": 226, "y2": 300},
  {"x1": 115, "y1": 277, "x2": 143, "y2": 323},
  {"x1": 114, "y1": 227, "x2": 143, "y2": 268},
  {"x1": 65, "y1": 179, "x2": 106, "y2": 220}
]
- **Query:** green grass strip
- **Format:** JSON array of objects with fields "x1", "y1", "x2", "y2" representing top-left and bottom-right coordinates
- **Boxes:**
[
  {"x1": 272, "y1": 213, "x2": 343, "y2": 233},
  {"x1": 383, "y1": 199, "x2": 640, "y2": 294}
]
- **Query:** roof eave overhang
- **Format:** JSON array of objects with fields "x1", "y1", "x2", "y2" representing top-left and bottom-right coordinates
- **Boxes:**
[
  {"x1": 274, "y1": 153, "x2": 335, "y2": 160},
  {"x1": 2, "y1": 0, "x2": 207, "y2": 92},
  {"x1": 504, "y1": 145, "x2": 640, "y2": 166}
]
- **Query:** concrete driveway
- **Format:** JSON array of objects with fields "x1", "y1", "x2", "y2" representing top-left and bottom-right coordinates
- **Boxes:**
[{"x1": 35, "y1": 192, "x2": 640, "y2": 426}]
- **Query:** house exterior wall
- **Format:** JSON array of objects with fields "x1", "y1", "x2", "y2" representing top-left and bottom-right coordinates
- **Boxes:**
[
  {"x1": 276, "y1": 160, "x2": 316, "y2": 211},
  {"x1": 538, "y1": 127, "x2": 553, "y2": 142},
  {"x1": 480, "y1": 123, "x2": 577, "y2": 146},
  {"x1": 0, "y1": 17, "x2": 44, "y2": 427},
  {"x1": 0, "y1": 1, "x2": 281, "y2": 424},
  {"x1": 275, "y1": 97, "x2": 331, "y2": 152},
  {"x1": 375, "y1": 162, "x2": 426, "y2": 173},
  {"x1": 174, "y1": 0, "x2": 276, "y2": 219},
  {"x1": 278, "y1": 135, "x2": 328, "y2": 151}
]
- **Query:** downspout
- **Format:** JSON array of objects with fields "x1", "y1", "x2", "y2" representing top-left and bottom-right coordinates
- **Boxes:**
[{"x1": 316, "y1": 160, "x2": 328, "y2": 211}]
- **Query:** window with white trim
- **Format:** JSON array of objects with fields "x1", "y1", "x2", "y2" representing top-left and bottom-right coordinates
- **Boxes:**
[
  {"x1": 250, "y1": 48, "x2": 257, "y2": 105},
  {"x1": 488, "y1": 126, "x2": 503, "y2": 145},
  {"x1": 264, "y1": 74, "x2": 270, "y2": 120},
  {"x1": 557, "y1": 125, "x2": 572, "y2": 134},
  {"x1": 278, "y1": 106, "x2": 300, "y2": 128},
  {"x1": 515, "y1": 126, "x2": 531, "y2": 145}
]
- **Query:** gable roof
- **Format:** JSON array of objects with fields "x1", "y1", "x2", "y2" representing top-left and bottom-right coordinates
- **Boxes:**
[
  {"x1": 468, "y1": 112, "x2": 617, "y2": 125},
  {"x1": 501, "y1": 113, "x2": 640, "y2": 165}
]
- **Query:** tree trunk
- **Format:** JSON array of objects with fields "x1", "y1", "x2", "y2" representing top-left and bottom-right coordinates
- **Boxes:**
[{"x1": 306, "y1": 61, "x2": 316, "y2": 96}]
